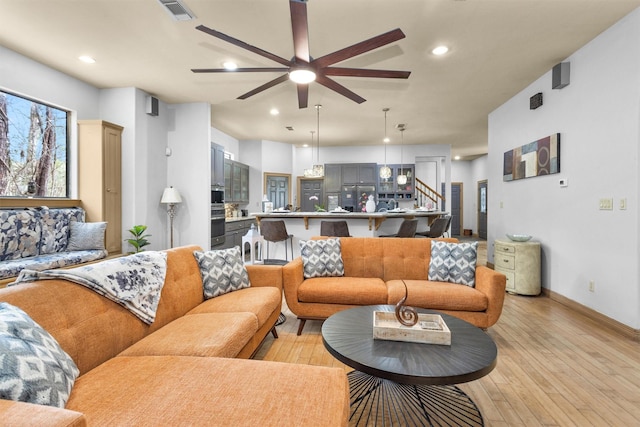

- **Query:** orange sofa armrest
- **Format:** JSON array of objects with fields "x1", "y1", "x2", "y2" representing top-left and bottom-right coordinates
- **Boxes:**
[
  {"x1": 0, "y1": 399, "x2": 87, "y2": 427},
  {"x1": 246, "y1": 264, "x2": 283, "y2": 291},
  {"x1": 474, "y1": 265, "x2": 507, "y2": 328},
  {"x1": 282, "y1": 257, "x2": 305, "y2": 313}
]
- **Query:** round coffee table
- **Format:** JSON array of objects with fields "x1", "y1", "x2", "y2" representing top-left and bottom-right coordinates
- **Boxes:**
[{"x1": 322, "y1": 305, "x2": 497, "y2": 426}]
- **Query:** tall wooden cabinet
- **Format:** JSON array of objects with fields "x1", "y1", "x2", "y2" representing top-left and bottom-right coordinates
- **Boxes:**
[{"x1": 78, "y1": 120, "x2": 123, "y2": 254}]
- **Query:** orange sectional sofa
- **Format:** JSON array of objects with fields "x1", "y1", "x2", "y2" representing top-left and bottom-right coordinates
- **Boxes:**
[
  {"x1": 283, "y1": 237, "x2": 507, "y2": 334},
  {"x1": 0, "y1": 245, "x2": 349, "y2": 426}
]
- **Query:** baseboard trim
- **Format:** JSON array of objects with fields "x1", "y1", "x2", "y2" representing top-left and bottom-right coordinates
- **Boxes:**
[{"x1": 541, "y1": 288, "x2": 640, "y2": 342}]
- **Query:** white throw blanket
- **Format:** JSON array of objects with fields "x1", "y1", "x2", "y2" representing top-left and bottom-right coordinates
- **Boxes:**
[{"x1": 11, "y1": 251, "x2": 168, "y2": 324}]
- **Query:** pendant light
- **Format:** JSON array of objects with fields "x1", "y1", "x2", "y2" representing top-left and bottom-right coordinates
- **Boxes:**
[
  {"x1": 397, "y1": 125, "x2": 407, "y2": 185},
  {"x1": 312, "y1": 104, "x2": 324, "y2": 177},
  {"x1": 379, "y1": 108, "x2": 392, "y2": 179},
  {"x1": 303, "y1": 131, "x2": 316, "y2": 177},
  {"x1": 302, "y1": 104, "x2": 324, "y2": 178}
]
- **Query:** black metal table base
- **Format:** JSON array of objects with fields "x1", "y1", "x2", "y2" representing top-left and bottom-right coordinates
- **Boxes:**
[{"x1": 348, "y1": 371, "x2": 484, "y2": 427}]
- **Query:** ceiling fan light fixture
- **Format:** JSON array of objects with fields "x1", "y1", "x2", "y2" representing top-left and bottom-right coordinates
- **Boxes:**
[
  {"x1": 432, "y1": 45, "x2": 449, "y2": 56},
  {"x1": 223, "y1": 61, "x2": 238, "y2": 70},
  {"x1": 289, "y1": 68, "x2": 316, "y2": 84}
]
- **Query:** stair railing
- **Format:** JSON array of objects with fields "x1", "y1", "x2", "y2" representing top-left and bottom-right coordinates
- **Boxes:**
[{"x1": 415, "y1": 177, "x2": 445, "y2": 210}]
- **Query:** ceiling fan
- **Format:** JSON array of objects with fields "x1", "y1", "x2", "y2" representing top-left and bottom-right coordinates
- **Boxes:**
[{"x1": 191, "y1": 0, "x2": 411, "y2": 108}]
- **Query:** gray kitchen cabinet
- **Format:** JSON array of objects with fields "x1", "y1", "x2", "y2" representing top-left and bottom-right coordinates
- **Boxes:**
[
  {"x1": 211, "y1": 142, "x2": 225, "y2": 188},
  {"x1": 224, "y1": 159, "x2": 250, "y2": 203}
]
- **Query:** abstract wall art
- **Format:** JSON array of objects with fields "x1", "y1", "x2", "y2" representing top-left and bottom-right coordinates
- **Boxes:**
[{"x1": 503, "y1": 133, "x2": 560, "y2": 182}]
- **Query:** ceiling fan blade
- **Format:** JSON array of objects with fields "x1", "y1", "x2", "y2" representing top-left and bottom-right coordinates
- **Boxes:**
[
  {"x1": 313, "y1": 28, "x2": 406, "y2": 68},
  {"x1": 315, "y1": 75, "x2": 366, "y2": 104},
  {"x1": 324, "y1": 67, "x2": 411, "y2": 79},
  {"x1": 297, "y1": 84, "x2": 309, "y2": 109},
  {"x1": 237, "y1": 74, "x2": 290, "y2": 100},
  {"x1": 192, "y1": 67, "x2": 290, "y2": 73},
  {"x1": 290, "y1": 0, "x2": 310, "y2": 62},
  {"x1": 196, "y1": 25, "x2": 292, "y2": 67}
]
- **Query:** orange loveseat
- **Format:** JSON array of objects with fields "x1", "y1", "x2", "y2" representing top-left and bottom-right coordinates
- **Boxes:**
[
  {"x1": 283, "y1": 237, "x2": 506, "y2": 334},
  {"x1": 0, "y1": 245, "x2": 349, "y2": 426}
]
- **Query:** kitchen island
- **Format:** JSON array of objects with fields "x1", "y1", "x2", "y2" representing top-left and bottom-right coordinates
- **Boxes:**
[{"x1": 252, "y1": 210, "x2": 448, "y2": 260}]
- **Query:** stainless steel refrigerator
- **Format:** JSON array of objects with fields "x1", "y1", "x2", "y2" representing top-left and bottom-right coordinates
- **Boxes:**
[{"x1": 341, "y1": 184, "x2": 376, "y2": 212}]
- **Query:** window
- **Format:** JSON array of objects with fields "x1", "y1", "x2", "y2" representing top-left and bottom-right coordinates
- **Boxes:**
[{"x1": 0, "y1": 89, "x2": 69, "y2": 198}]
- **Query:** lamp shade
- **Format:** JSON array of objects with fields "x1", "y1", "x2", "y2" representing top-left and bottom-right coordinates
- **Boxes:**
[{"x1": 161, "y1": 186, "x2": 182, "y2": 204}]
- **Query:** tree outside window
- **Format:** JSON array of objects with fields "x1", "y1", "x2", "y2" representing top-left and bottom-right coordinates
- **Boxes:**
[{"x1": 0, "y1": 90, "x2": 69, "y2": 198}]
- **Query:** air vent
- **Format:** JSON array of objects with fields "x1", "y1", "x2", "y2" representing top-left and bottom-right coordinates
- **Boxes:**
[
  {"x1": 158, "y1": 0, "x2": 196, "y2": 21},
  {"x1": 285, "y1": 126, "x2": 295, "y2": 131}
]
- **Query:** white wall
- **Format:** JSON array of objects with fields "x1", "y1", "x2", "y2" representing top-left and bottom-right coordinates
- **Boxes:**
[
  {"x1": 167, "y1": 103, "x2": 211, "y2": 250},
  {"x1": 488, "y1": 9, "x2": 640, "y2": 329}
]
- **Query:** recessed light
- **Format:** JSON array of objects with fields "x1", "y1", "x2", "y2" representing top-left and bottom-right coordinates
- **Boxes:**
[
  {"x1": 383, "y1": 137, "x2": 390, "y2": 143},
  {"x1": 223, "y1": 61, "x2": 238, "y2": 70},
  {"x1": 270, "y1": 108, "x2": 279, "y2": 116},
  {"x1": 454, "y1": 155, "x2": 461, "y2": 160},
  {"x1": 79, "y1": 55, "x2": 96, "y2": 64},
  {"x1": 302, "y1": 144, "x2": 309, "y2": 148},
  {"x1": 432, "y1": 46, "x2": 449, "y2": 56}
]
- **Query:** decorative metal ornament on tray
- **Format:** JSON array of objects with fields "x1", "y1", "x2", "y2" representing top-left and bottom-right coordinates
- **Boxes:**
[
  {"x1": 373, "y1": 280, "x2": 452, "y2": 345},
  {"x1": 395, "y1": 281, "x2": 418, "y2": 326}
]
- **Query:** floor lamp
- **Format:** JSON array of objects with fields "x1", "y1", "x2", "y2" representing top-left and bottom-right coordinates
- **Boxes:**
[{"x1": 161, "y1": 186, "x2": 182, "y2": 248}]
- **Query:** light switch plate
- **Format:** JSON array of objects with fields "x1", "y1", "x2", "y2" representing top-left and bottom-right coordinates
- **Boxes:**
[{"x1": 599, "y1": 198, "x2": 613, "y2": 210}]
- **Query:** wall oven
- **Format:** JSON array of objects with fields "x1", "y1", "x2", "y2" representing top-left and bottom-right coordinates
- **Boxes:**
[{"x1": 211, "y1": 203, "x2": 226, "y2": 248}]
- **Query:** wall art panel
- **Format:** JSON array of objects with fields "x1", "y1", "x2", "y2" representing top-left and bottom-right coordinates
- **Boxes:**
[{"x1": 503, "y1": 133, "x2": 560, "y2": 181}]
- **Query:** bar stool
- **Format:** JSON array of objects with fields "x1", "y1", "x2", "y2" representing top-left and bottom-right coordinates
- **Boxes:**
[
  {"x1": 320, "y1": 220, "x2": 351, "y2": 237},
  {"x1": 415, "y1": 216, "x2": 451, "y2": 238},
  {"x1": 260, "y1": 220, "x2": 294, "y2": 265},
  {"x1": 380, "y1": 219, "x2": 418, "y2": 237}
]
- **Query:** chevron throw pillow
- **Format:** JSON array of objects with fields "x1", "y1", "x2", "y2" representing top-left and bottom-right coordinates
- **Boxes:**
[
  {"x1": 194, "y1": 247, "x2": 251, "y2": 299},
  {"x1": 428, "y1": 241, "x2": 478, "y2": 287},
  {"x1": 0, "y1": 302, "x2": 79, "y2": 408},
  {"x1": 300, "y1": 238, "x2": 345, "y2": 279}
]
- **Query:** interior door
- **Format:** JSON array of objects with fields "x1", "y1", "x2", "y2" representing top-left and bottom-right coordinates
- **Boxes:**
[
  {"x1": 451, "y1": 182, "x2": 462, "y2": 236},
  {"x1": 300, "y1": 179, "x2": 324, "y2": 212},
  {"x1": 477, "y1": 180, "x2": 488, "y2": 240},
  {"x1": 266, "y1": 175, "x2": 290, "y2": 209}
]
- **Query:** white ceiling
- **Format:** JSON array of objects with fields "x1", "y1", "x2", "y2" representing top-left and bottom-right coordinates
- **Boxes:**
[{"x1": 2, "y1": 0, "x2": 639, "y2": 159}]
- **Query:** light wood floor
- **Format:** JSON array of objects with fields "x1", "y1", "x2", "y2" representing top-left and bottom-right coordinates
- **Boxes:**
[{"x1": 254, "y1": 271, "x2": 640, "y2": 425}]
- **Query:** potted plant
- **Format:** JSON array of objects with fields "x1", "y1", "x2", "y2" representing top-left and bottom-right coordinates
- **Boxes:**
[{"x1": 125, "y1": 225, "x2": 151, "y2": 254}]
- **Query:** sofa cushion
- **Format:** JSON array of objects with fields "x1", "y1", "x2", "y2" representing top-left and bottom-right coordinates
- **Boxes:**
[
  {"x1": 0, "y1": 302, "x2": 79, "y2": 408},
  {"x1": 38, "y1": 207, "x2": 85, "y2": 254},
  {"x1": 0, "y1": 249, "x2": 108, "y2": 280},
  {"x1": 428, "y1": 240, "x2": 478, "y2": 286},
  {"x1": 118, "y1": 312, "x2": 259, "y2": 358},
  {"x1": 300, "y1": 238, "x2": 345, "y2": 278},
  {"x1": 193, "y1": 247, "x2": 250, "y2": 299},
  {"x1": 66, "y1": 221, "x2": 107, "y2": 251},
  {"x1": 0, "y1": 209, "x2": 41, "y2": 261},
  {"x1": 298, "y1": 277, "x2": 388, "y2": 305},
  {"x1": 386, "y1": 279, "x2": 488, "y2": 312},
  {"x1": 187, "y1": 286, "x2": 281, "y2": 328},
  {"x1": 66, "y1": 356, "x2": 349, "y2": 427}
]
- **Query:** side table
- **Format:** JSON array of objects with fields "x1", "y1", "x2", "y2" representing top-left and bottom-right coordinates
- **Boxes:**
[{"x1": 494, "y1": 239, "x2": 541, "y2": 295}]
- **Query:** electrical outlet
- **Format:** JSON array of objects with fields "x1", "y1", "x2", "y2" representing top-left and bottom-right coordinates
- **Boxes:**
[
  {"x1": 599, "y1": 198, "x2": 613, "y2": 210},
  {"x1": 589, "y1": 281, "x2": 595, "y2": 292}
]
